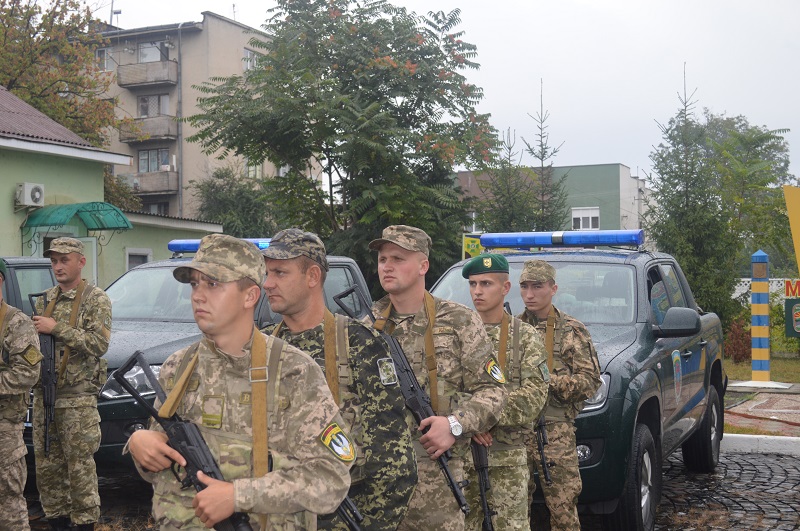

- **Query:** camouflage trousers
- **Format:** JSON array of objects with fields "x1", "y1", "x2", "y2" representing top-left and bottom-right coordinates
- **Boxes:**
[
  {"x1": 397, "y1": 444, "x2": 465, "y2": 531},
  {"x1": 526, "y1": 421, "x2": 581, "y2": 531},
  {"x1": 33, "y1": 396, "x2": 101, "y2": 525},
  {"x1": 464, "y1": 445, "x2": 530, "y2": 531},
  {"x1": 0, "y1": 424, "x2": 30, "y2": 530}
]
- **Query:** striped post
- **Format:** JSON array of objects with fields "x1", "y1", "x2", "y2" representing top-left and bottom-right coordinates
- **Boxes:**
[{"x1": 750, "y1": 250, "x2": 770, "y2": 381}]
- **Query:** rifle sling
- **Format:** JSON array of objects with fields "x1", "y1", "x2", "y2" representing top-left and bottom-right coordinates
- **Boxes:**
[
  {"x1": 497, "y1": 312, "x2": 509, "y2": 373},
  {"x1": 43, "y1": 280, "x2": 87, "y2": 380},
  {"x1": 544, "y1": 307, "x2": 556, "y2": 372},
  {"x1": 0, "y1": 302, "x2": 9, "y2": 363}
]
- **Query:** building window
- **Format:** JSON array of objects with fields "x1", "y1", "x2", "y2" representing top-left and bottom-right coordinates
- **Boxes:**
[
  {"x1": 243, "y1": 49, "x2": 259, "y2": 71},
  {"x1": 96, "y1": 48, "x2": 112, "y2": 71},
  {"x1": 246, "y1": 159, "x2": 262, "y2": 179},
  {"x1": 138, "y1": 94, "x2": 170, "y2": 117},
  {"x1": 139, "y1": 41, "x2": 168, "y2": 63},
  {"x1": 144, "y1": 202, "x2": 170, "y2": 216},
  {"x1": 125, "y1": 248, "x2": 153, "y2": 270},
  {"x1": 138, "y1": 149, "x2": 170, "y2": 173},
  {"x1": 572, "y1": 207, "x2": 600, "y2": 230}
]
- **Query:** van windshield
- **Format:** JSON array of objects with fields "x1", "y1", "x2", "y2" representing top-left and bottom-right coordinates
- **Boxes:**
[{"x1": 106, "y1": 266, "x2": 194, "y2": 321}]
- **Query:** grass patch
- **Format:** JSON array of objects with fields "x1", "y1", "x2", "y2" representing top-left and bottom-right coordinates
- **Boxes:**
[
  {"x1": 724, "y1": 422, "x2": 783, "y2": 437},
  {"x1": 724, "y1": 356, "x2": 800, "y2": 383}
]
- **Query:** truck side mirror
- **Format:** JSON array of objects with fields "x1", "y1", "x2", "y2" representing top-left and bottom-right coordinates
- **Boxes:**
[{"x1": 651, "y1": 306, "x2": 701, "y2": 338}]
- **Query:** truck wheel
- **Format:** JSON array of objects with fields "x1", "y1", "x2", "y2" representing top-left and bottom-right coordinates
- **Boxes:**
[
  {"x1": 604, "y1": 423, "x2": 661, "y2": 531},
  {"x1": 681, "y1": 385, "x2": 722, "y2": 472}
]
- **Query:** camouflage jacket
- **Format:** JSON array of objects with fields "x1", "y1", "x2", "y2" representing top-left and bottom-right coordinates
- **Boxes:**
[
  {"x1": 371, "y1": 294, "x2": 507, "y2": 441},
  {"x1": 36, "y1": 282, "x2": 111, "y2": 398},
  {"x1": 263, "y1": 317, "x2": 417, "y2": 531},
  {"x1": 520, "y1": 306, "x2": 601, "y2": 422},
  {"x1": 0, "y1": 301, "x2": 42, "y2": 425},
  {"x1": 483, "y1": 317, "x2": 548, "y2": 448},
  {"x1": 137, "y1": 331, "x2": 352, "y2": 530}
]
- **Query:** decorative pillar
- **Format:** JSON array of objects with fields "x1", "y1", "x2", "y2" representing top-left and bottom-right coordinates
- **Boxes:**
[{"x1": 750, "y1": 250, "x2": 770, "y2": 382}]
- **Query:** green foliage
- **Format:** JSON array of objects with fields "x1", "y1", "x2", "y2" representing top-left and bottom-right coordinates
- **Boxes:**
[
  {"x1": 189, "y1": 166, "x2": 277, "y2": 238},
  {"x1": 474, "y1": 130, "x2": 539, "y2": 232},
  {"x1": 185, "y1": 0, "x2": 497, "y2": 288},
  {"x1": 103, "y1": 167, "x2": 141, "y2": 211},
  {"x1": 521, "y1": 84, "x2": 569, "y2": 231},
  {"x1": 0, "y1": 0, "x2": 118, "y2": 147}
]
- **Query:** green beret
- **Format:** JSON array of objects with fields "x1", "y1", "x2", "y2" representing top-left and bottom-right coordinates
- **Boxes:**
[{"x1": 462, "y1": 253, "x2": 509, "y2": 278}]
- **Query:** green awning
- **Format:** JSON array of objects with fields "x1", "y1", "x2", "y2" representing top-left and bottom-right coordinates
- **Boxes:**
[{"x1": 24, "y1": 202, "x2": 133, "y2": 231}]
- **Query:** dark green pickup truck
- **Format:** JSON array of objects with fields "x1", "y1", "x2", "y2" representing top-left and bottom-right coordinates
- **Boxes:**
[{"x1": 430, "y1": 230, "x2": 727, "y2": 531}]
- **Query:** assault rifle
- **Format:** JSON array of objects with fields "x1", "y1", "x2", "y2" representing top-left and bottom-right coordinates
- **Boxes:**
[
  {"x1": 470, "y1": 441, "x2": 496, "y2": 531},
  {"x1": 333, "y1": 286, "x2": 470, "y2": 515},
  {"x1": 535, "y1": 413, "x2": 554, "y2": 486},
  {"x1": 29, "y1": 292, "x2": 56, "y2": 457},
  {"x1": 114, "y1": 351, "x2": 253, "y2": 531}
]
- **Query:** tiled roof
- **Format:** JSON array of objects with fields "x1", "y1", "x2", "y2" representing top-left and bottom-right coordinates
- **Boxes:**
[{"x1": 0, "y1": 85, "x2": 94, "y2": 148}]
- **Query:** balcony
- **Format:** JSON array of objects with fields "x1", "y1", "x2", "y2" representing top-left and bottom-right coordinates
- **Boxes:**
[
  {"x1": 120, "y1": 171, "x2": 179, "y2": 195},
  {"x1": 119, "y1": 116, "x2": 178, "y2": 143},
  {"x1": 117, "y1": 61, "x2": 178, "y2": 88}
]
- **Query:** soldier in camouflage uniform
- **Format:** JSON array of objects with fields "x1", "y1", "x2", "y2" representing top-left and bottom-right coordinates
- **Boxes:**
[
  {"x1": 369, "y1": 225, "x2": 507, "y2": 531},
  {"x1": 127, "y1": 234, "x2": 353, "y2": 530},
  {"x1": 0, "y1": 260, "x2": 42, "y2": 531},
  {"x1": 517, "y1": 260, "x2": 601, "y2": 531},
  {"x1": 261, "y1": 228, "x2": 417, "y2": 531},
  {"x1": 32, "y1": 237, "x2": 112, "y2": 531},
  {"x1": 461, "y1": 254, "x2": 549, "y2": 531}
]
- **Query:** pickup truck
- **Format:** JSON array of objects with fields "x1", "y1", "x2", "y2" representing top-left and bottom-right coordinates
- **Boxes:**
[
  {"x1": 21, "y1": 239, "x2": 373, "y2": 472},
  {"x1": 430, "y1": 230, "x2": 727, "y2": 531}
]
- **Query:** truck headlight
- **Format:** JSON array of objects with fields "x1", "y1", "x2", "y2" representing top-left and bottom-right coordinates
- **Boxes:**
[
  {"x1": 100, "y1": 365, "x2": 161, "y2": 399},
  {"x1": 582, "y1": 373, "x2": 610, "y2": 412}
]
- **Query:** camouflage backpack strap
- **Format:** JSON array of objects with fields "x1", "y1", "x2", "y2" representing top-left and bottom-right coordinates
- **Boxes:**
[
  {"x1": 0, "y1": 301, "x2": 10, "y2": 363},
  {"x1": 511, "y1": 316, "x2": 522, "y2": 387},
  {"x1": 334, "y1": 313, "x2": 352, "y2": 389},
  {"x1": 423, "y1": 291, "x2": 440, "y2": 413},
  {"x1": 322, "y1": 309, "x2": 340, "y2": 402},
  {"x1": 497, "y1": 312, "x2": 510, "y2": 374},
  {"x1": 158, "y1": 341, "x2": 201, "y2": 418},
  {"x1": 544, "y1": 306, "x2": 557, "y2": 372}
]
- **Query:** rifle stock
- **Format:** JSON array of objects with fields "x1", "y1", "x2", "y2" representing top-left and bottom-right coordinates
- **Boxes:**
[
  {"x1": 29, "y1": 292, "x2": 56, "y2": 457},
  {"x1": 470, "y1": 441, "x2": 496, "y2": 531},
  {"x1": 114, "y1": 351, "x2": 253, "y2": 531},
  {"x1": 333, "y1": 287, "x2": 470, "y2": 515}
]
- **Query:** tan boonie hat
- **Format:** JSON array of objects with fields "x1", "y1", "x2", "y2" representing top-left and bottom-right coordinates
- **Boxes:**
[
  {"x1": 173, "y1": 234, "x2": 265, "y2": 286},
  {"x1": 369, "y1": 225, "x2": 432, "y2": 257},
  {"x1": 44, "y1": 237, "x2": 84, "y2": 257},
  {"x1": 519, "y1": 259, "x2": 556, "y2": 283},
  {"x1": 261, "y1": 228, "x2": 329, "y2": 271}
]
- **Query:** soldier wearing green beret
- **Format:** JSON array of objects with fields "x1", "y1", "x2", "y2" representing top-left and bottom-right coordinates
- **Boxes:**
[{"x1": 462, "y1": 254, "x2": 549, "y2": 531}]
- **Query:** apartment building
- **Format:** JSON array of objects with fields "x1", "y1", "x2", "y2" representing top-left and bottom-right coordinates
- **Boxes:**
[{"x1": 100, "y1": 12, "x2": 276, "y2": 219}]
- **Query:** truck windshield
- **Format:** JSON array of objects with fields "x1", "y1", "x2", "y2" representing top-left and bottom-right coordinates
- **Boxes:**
[
  {"x1": 432, "y1": 261, "x2": 636, "y2": 325},
  {"x1": 106, "y1": 266, "x2": 194, "y2": 321}
]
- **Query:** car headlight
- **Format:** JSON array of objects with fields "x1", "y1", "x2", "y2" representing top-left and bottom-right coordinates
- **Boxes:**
[
  {"x1": 100, "y1": 364, "x2": 161, "y2": 399},
  {"x1": 582, "y1": 373, "x2": 610, "y2": 412}
]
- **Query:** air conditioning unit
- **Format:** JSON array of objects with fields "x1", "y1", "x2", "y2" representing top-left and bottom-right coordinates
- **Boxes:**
[
  {"x1": 15, "y1": 182, "x2": 45, "y2": 207},
  {"x1": 160, "y1": 164, "x2": 171, "y2": 172}
]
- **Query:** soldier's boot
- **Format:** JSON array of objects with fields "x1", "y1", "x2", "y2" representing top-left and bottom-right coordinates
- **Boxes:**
[
  {"x1": 75, "y1": 524, "x2": 95, "y2": 531},
  {"x1": 46, "y1": 517, "x2": 72, "y2": 531}
]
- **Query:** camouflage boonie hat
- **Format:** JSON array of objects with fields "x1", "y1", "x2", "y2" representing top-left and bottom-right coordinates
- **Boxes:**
[
  {"x1": 261, "y1": 228, "x2": 329, "y2": 271},
  {"x1": 44, "y1": 237, "x2": 84, "y2": 257},
  {"x1": 0, "y1": 259, "x2": 6, "y2": 280},
  {"x1": 369, "y1": 225, "x2": 432, "y2": 257},
  {"x1": 519, "y1": 259, "x2": 556, "y2": 283},
  {"x1": 461, "y1": 253, "x2": 509, "y2": 278},
  {"x1": 173, "y1": 234, "x2": 265, "y2": 286}
]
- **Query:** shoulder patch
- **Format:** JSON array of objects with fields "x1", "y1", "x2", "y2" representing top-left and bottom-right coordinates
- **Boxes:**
[
  {"x1": 22, "y1": 345, "x2": 43, "y2": 366},
  {"x1": 377, "y1": 357, "x2": 398, "y2": 385},
  {"x1": 484, "y1": 357, "x2": 507, "y2": 384},
  {"x1": 538, "y1": 360, "x2": 550, "y2": 382},
  {"x1": 320, "y1": 422, "x2": 356, "y2": 462}
]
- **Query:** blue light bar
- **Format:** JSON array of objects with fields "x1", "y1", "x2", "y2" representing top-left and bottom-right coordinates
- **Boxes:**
[
  {"x1": 480, "y1": 229, "x2": 644, "y2": 249},
  {"x1": 168, "y1": 238, "x2": 272, "y2": 253}
]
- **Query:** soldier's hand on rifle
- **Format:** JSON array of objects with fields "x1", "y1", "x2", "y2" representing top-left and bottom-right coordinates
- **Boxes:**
[
  {"x1": 419, "y1": 416, "x2": 455, "y2": 459},
  {"x1": 32, "y1": 315, "x2": 57, "y2": 334},
  {"x1": 193, "y1": 471, "x2": 236, "y2": 529},
  {"x1": 472, "y1": 432, "x2": 492, "y2": 447},
  {"x1": 129, "y1": 429, "x2": 186, "y2": 472}
]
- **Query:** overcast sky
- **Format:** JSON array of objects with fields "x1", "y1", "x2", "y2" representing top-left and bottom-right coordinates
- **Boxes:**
[{"x1": 100, "y1": 0, "x2": 800, "y2": 181}]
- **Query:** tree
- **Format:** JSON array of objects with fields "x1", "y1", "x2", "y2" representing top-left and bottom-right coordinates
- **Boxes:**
[
  {"x1": 645, "y1": 87, "x2": 750, "y2": 327},
  {"x1": 522, "y1": 81, "x2": 569, "y2": 231},
  {"x1": 473, "y1": 129, "x2": 539, "y2": 232},
  {"x1": 189, "y1": 165, "x2": 277, "y2": 239},
  {"x1": 186, "y1": 0, "x2": 497, "y2": 290},
  {"x1": 0, "y1": 0, "x2": 141, "y2": 209}
]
